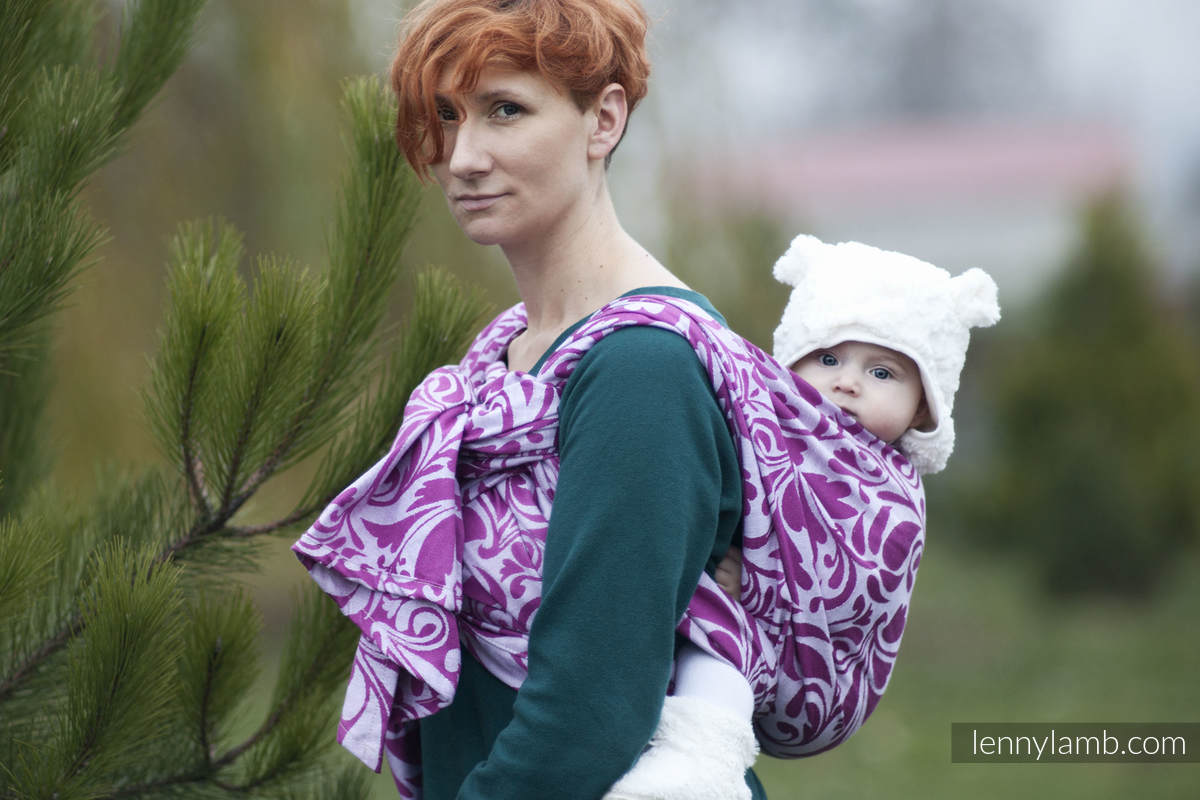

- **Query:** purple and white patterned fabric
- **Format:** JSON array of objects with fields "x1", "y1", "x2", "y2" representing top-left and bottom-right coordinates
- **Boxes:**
[{"x1": 293, "y1": 294, "x2": 925, "y2": 797}]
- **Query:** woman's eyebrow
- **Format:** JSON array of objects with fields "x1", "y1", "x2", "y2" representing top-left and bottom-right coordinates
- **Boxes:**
[
  {"x1": 436, "y1": 87, "x2": 527, "y2": 108},
  {"x1": 476, "y1": 86, "x2": 529, "y2": 103}
]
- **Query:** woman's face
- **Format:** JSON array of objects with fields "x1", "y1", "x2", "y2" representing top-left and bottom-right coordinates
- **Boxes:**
[{"x1": 430, "y1": 66, "x2": 596, "y2": 250}]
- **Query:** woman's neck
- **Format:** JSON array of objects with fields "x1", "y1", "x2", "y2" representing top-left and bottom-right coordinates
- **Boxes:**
[{"x1": 501, "y1": 186, "x2": 685, "y2": 341}]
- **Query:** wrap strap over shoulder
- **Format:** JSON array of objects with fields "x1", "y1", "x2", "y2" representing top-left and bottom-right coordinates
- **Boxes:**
[{"x1": 293, "y1": 295, "x2": 925, "y2": 797}]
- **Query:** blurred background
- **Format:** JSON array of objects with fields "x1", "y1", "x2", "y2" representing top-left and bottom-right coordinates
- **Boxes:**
[{"x1": 54, "y1": 0, "x2": 1199, "y2": 797}]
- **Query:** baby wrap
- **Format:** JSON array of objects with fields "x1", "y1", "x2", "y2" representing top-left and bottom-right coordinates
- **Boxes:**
[{"x1": 292, "y1": 295, "x2": 925, "y2": 797}]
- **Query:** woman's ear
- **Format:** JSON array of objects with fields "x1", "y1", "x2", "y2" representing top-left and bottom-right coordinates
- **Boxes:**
[{"x1": 588, "y1": 82, "x2": 628, "y2": 161}]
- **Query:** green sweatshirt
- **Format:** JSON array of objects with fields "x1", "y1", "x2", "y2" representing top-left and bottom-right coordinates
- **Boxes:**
[{"x1": 417, "y1": 288, "x2": 766, "y2": 800}]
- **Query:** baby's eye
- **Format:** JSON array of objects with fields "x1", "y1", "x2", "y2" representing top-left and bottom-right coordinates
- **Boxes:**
[
  {"x1": 818, "y1": 353, "x2": 838, "y2": 367},
  {"x1": 870, "y1": 367, "x2": 893, "y2": 380}
]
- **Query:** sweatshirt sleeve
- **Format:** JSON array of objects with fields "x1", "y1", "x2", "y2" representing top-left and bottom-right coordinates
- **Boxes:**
[{"x1": 456, "y1": 325, "x2": 741, "y2": 799}]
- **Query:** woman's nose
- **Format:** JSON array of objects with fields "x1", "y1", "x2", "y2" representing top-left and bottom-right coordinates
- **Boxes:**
[{"x1": 446, "y1": 120, "x2": 491, "y2": 179}]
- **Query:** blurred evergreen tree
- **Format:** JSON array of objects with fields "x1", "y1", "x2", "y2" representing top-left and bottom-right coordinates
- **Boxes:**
[
  {"x1": 661, "y1": 186, "x2": 791, "y2": 350},
  {"x1": 0, "y1": 1, "x2": 488, "y2": 795},
  {"x1": 956, "y1": 189, "x2": 1200, "y2": 596}
]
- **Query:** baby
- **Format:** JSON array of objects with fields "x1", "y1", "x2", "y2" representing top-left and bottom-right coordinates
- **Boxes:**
[{"x1": 607, "y1": 234, "x2": 1000, "y2": 799}]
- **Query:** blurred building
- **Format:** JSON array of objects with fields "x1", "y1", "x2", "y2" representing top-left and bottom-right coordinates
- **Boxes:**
[
  {"x1": 616, "y1": 0, "x2": 1200, "y2": 304},
  {"x1": 683, "y1": 118, "x2": 1132, "y2": 306}
]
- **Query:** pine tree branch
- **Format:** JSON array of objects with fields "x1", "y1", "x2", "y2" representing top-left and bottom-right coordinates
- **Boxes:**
[
  {"x1": 228, "y1": 500, "x2": 324, "y2": 537},
  {"x1": 160, "y1": 516, "x2": 225, "y2": 560},
  {"x1": 1, "y1": 509, "x2": 185, "y2": 716},
  {"x1": 3, "y1": 505, "x2": 222, "y2": 704},
  {"x1": 180, "y1": 326, "x2": 212, "y2": 516},
  {"x1": 0, "y1": 272, "x2": 480, "y2": 735},
  {"x1": 210, "y1": 625, "x2": 336, "y2": 772},
  {"x1": 23, "y1": 542, "x2": 186, "y2": 792},
  {"x1": 229, "y1": 254, "x2": 379, "y2": 506},
  {"x1": 231, "y1": 80, "x2": 422, "y2": 497},
  {"x1": 232, "y1": 427, "x2": 303, "y2": 506},
  {"x1": 3, "y1": 59, "x2": 445, "y2": 793},
  {"x1": 217, "y1": 355, "x2": 273, "y2": 514},
  {"x1": 209, "y1": 692, "x2": 287, "y2": 770},
  {"x1": 3, "y1": 513, "x2": 205, "y2": 707},
  {"x1": 198, "y1": 641, "x2": 219, "y2": 770},
  {"x1": 107, "y1": 768, "x2": 243, "y2": 798},
  {"x1": 0, "y1": 611, "x2": 79, "y2": 704},
  {"x1": 222, "y1": 257, "x2": 393, "y2": 516}
]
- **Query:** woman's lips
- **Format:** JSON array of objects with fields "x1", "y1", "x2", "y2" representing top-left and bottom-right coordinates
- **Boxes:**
[{"x1": 456, "y1": 194, "x2": 504, "y2": 212}]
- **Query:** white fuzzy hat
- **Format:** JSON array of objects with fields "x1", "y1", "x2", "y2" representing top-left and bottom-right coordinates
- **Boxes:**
[{"x1": 772, "y1": 234, "x2": 1000, "y2": 474}]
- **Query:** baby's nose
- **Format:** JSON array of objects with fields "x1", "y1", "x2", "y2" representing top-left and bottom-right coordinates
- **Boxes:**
[{"x1": 833, "y1": 373, "x2": 860, "y2": 395}]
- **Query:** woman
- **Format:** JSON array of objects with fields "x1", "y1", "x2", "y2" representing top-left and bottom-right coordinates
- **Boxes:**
[
  {"x1": 300, "y1": 0, "x2": 756, "y2": 797},
  {"x1": 295, "y1": 1, "x2": 924, "y2": 798},
  {"x1": 397, "y1": 0, "x2": 752, "y2": 796}
]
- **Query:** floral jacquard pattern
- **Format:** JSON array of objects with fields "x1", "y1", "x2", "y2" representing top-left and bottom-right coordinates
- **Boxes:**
[{"x1": 293, "y1": 295, "x2": 925, "y2": 797}]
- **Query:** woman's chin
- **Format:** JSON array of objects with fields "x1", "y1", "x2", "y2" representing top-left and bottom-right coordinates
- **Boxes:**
[
  {"x1": 458, "y1": 220, "x2": 533, "y2": 251},
  {"x1": 453, "y1": 221, "x2": 500, "y2": 247},
  {"x1": 462, "y1": 229, "x2": 506, "y2": 248},
  {"x1": 451, "y1": 213, "x2": 510, "y2": 247}
]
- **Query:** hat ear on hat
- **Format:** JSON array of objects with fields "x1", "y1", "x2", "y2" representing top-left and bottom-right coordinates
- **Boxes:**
[
  {"x1": 772, "y1": 234, "x2": 827, "y2": 286},
  {"x1": 952, "y1": 268, "x2": 1001, "y2": 329}
]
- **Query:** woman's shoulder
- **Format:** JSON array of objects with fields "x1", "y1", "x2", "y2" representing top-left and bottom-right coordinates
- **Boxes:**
[
  {"x1": 584, "y1": 287, "x2": 722, "y2": 367},
  {"x1": 571, "y1": 288, "x2": 738, "y2": 382},
  {"x1": 612, "y1": 286, "x2": 729, "y2": 329},
  {"x1": 554, "y1": 286, "x2": 738, "y2": 398},
  {"x1": 582, "y1": 321, "x2": 698, "y2": 371},
  {"x1": 561, "y1": 315, "x2": 715, "y2": 413},
  {"x1": 577, "y1": 286, "x2": 726, "y2": 360}
]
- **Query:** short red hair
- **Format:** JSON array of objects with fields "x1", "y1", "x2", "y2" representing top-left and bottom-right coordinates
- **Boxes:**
[{"x1": 390, "y1": 0, "x2": 651, "y2": 178}]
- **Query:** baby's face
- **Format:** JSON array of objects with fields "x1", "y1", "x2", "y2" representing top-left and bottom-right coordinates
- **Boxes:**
[{"x1": 791, "y1": 341, "x2": 928, "y2": 444}]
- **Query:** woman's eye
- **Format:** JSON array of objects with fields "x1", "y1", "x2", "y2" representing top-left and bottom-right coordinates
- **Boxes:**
[
  {"x1": 436, "y1": 105, "x2": 458, "y2": 123},
  {"x1": 494, "y1": 102, "x2": 522, "y2": 119},
  {"x1": 870, "y1": 367, "x2": 892, "y2": 380},
  {"x1": 818, "y1": 353, "x2": 838, "y2": 367}
]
